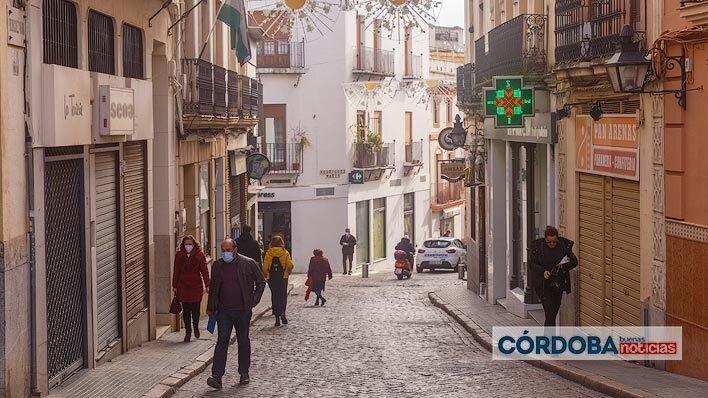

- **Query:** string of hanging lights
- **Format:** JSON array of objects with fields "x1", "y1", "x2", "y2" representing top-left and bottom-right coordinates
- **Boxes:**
[
  {"x1": 248, "y1": 0, "x2": 343, "y2": 42},
  {"x1": 352, "y1": 0, "x2": 441, "y2": 41}
]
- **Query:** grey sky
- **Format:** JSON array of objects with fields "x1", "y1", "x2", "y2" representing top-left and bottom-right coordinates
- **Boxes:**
[{"x1": 435, "y1": 0, "x2": 465, "y2": 28}]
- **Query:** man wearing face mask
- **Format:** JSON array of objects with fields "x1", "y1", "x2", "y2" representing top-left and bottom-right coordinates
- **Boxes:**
[
  {"x1": 339, "y1": 228, "x2": 357, "y2": 275},
  {"x1": 206, "y1": 239, "x2": 266, "y2": 389}
]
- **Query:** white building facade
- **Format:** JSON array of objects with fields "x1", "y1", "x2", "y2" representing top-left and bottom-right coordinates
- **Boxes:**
[{"x1": 256, "y1": 10, "x2": 434, "y2": 273}]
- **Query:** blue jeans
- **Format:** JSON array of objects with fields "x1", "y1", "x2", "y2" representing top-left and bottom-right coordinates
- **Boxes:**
[{"x1": 211, "y1": 308, "x2": 252, "y2": 378}]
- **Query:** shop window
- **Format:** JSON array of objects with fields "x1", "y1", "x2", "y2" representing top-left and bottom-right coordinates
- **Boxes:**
[
  {"x1": 404, "y1": 193, "x2": 415, "y2": 244},
  {"x1": 199, "y1": 162, "x2": 211, "y2": 256},
  {"x1": 43, "y1": 0, "x2": 79, "y2": 68},
  {"x1": 88, "y1": 10, "x2": 115, "y2": 75},
  {"x1": 440, "y1": 217, "x2": 454, "y2": 237},
  {"x1": 373, "y1": 198, "x2": 386, "y2": 260},
  {"x1": 356, "y1": 201, "x2": 370, "y2": 265},
  {"x1": 123, "y1": 23, "x2": 144, "y2": 79}
]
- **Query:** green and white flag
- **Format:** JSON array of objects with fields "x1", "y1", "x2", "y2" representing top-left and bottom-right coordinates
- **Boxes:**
[{"x1": 217, "y1": 0, "x2": 251, "y2": 65}]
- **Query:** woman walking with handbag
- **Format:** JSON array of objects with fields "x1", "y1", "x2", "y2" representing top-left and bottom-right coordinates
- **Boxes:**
[
  {"x1": 173, "y1": 235, "x2": 210, "y2": 341},
  {"x1": 307, "y1": 249, "x2": 333, "y2": 306},
  {"x1": 529, "y1": 226, "x2": 578, "y2": 327},
  {"x1": 263, "y1": 236, "x2": 294, "y2": 326}
]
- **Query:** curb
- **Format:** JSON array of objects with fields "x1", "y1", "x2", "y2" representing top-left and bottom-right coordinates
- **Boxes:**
[
  {"x1": 428, "y1": 292, "x2": 660, "y2": 398},
  {"x1": 143, "y1": 284, "x2": 294, "y2": 398}
]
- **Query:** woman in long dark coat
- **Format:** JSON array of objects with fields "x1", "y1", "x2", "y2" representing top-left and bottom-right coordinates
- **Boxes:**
[
  {"x1": 528, "y1": 226, "x2": 578, "y2": 327},
  {"x1": 172, "y1": 235, "x2": 210, "y2": 341},
  {"x1": 307, "y1": 249, "x2": 333, "y2": 306}
]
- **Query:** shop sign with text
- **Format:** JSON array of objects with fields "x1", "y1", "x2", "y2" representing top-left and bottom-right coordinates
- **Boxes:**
[
  {"x1": 440, "y1": 160, "x2": 466, "y2": 182},
  {"x1": 575, "y1": 115, "x2": 639, "y2": 180}
]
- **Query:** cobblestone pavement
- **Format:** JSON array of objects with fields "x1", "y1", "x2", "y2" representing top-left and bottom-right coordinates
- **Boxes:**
[{"x1": 173, "y1": 270, "x2": 608, "y2": 398}]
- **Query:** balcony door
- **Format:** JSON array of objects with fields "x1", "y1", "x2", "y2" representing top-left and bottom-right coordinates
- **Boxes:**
[
  {"x1": 373, "y1": 19, "x2": 382, "y2": 71},
  {"x1": 356, "y1": 15, "x2": 364, "y2": 70},
  {"x1": 263, "y1": 104, "x2": 287, "y2": 171},
  {"x1": 404, "y1": 27, "x2": 412, "y2": 76},
  {"x1": 405, "y1": 112, "x2": 413, "y2": 162}
]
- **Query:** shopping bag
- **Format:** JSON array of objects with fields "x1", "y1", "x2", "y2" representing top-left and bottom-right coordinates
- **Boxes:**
[
  {"x1": 305, "y1": 277, "x2": 313, "y2": 301},
  {"x1": 169, "y1": 296, "x2": 182, "y2": 314},
  {"x1": 207, "y1": 313, "x2": 217, "y2": 334}
]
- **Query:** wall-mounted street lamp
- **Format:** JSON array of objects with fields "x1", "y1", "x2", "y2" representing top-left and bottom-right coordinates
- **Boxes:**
[{"x1": 605, "y1": 25, "x2": 703, "y2": 110}]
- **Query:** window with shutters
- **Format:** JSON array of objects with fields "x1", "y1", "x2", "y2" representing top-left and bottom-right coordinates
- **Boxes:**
[
  {"x1": 43, "y1": 0, "x2": 79, "y2": 68},
  {"x1": 123, "y1": 23, "x2": 144, "y2": 79},
  {"x1": 88, "y1": 10, "x2": 115, "y2": 75}
]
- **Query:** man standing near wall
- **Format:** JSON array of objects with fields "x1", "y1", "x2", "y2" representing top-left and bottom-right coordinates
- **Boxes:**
[{"x1": 339, "y1": 228, "x2": 357, "y2": 275}]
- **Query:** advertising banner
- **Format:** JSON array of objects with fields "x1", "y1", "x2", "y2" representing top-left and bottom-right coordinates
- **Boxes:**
[
  {"x1": 575, "y1": 115, "x2": 639, "y2": 180},
  {"x1": 493, "y1": 327, "x2": 682, "y2": 361}
]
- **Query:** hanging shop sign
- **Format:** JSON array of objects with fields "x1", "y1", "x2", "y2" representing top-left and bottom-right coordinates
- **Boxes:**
[
  {"x1": 575, "y1": 115, "x2": 639, "y2": 180},
  {"x1": 437, "y1": 127, "x2": 457, "y2": 151},
  {"x1": 246, "y1": 153, "x2": 271, "y2": 179},
  {"x1": 484, "y1": 76, "x2": 534, "y2": 128},
  {"x1": 349, "y1": 170, "x2": 365, "y2": 184},
  {"x1": 440, "y1": 160, "x2": 467, "y2": 182}
]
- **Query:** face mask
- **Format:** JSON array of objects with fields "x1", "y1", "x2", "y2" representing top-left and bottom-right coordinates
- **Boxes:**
[
  {"x1": 222, "y1": 252, "x2": 234, "y2": 262},
  {"x1": 184, "y1": 244, "x2": 194, "y2": 253}
]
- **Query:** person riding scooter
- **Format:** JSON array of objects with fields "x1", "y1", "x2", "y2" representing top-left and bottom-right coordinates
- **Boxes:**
[{"x1": 395, "y1": 236, "x2": 416, "y2": 271}]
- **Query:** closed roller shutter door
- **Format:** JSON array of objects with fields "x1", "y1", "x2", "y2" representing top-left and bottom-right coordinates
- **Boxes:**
[
  {"x1": 229, "y1": 174, "x2": 242, "y2": 228},
  {"x1": 611, "y1": 179, "x2": 641, "y2": 326},
  {"x1": 578, "y1": 174, "x2": 641, "y2": 326},
  {"x1": 95, "y1": 152, "x2": 121, "y2": 350},
  {"x1": 578, "y1": 173, "x2": 606, "y2": 326},
  {"x1": 123, "y1": 142, "x2": 148, "y2": 319}
]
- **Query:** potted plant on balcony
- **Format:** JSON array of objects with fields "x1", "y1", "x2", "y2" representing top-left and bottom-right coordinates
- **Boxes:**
[
  {"x1": 290, "y1": 123, "x2": 311, "y2": 171},
  {"x1": 366, "y1": 131, "x2": 384, "y2": 166}
]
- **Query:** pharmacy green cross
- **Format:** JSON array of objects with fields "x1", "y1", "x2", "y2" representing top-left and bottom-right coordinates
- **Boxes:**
[{"x1": 483, "y1": 76, "x2": 534, "y2": 128}]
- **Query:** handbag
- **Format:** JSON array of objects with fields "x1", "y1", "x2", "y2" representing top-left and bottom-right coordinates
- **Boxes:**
[{"x1": 169, "y1": 296, "x2": 182, "y2": 314}]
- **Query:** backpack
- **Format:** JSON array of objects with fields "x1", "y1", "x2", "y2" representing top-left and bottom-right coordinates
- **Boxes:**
[{"x1": 270, "y1": 255, "x2": 285, "y2": 280}]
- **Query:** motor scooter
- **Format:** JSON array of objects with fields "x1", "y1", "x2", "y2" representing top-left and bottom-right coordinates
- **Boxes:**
[{"x1": 394, "y1": 250, "x2": 413, "y2": 280}]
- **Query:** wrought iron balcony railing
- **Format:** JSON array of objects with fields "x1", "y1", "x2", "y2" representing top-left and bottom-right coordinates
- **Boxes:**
[
  {"x1": 474, "y1": 14, "x2": 547, "y2": 89},
  {"x1": 353, "y1": 46, "x2": 395, "y2": 76},
  {"x1": 257, "y1": 143, "x2": 303, "y2": 174},
  {"x1": 436, "y1": 181, "x2": 463, "y2": 204},
  {"x1": 555, "y1": 0, "x2": 645, "y2": 64},
  {"x1": 256, "y1": 39, "x2": 305, "y2": 69},
  {"x1": 405, "y1": 53, "x2": 423, "y2": 78},
  {"x1": 183, "y1": 58, "x2": 262, "y2": 120},
  {"x1": 353, "y1": 142, "x2": 395, "y2": 168},
  {"x1": 405, "y1": 141, "x2": 423, "y2": 164}
]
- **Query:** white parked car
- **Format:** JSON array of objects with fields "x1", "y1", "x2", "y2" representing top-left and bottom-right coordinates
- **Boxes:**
[{"x1": 416, "y1": 238, "x2": 467, "y2": 272}]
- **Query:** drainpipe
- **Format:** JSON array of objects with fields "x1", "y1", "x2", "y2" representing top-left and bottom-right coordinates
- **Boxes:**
[{"x1": 20, "y1": 0, "x2": 39, "y2": 394}]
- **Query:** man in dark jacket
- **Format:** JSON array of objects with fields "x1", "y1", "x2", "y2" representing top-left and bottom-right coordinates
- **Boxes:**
[
  {"x1": 235, "y1": 225, "x2": 262, "y2": 266},
  {"x1": 339, "y1": 228, "x2": 357, "y2": 275},
  {"x1": 395, "y1": 236, "x2": 416, "y2": 270},
  {"x1": 207, "y1": 239, "x2": 266, "y2": 389}
]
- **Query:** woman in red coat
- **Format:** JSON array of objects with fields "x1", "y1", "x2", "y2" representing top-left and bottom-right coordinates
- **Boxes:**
[
  {"x1": 172, "y1": 235, "x2": 210, "y2": 342},
  {"x1": 307, "y1": 249, "x2": 332, "y2": 306}
]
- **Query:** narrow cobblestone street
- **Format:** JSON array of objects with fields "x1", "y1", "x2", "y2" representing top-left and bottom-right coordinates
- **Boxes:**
[{"x1": 174, "y1": 270, "x2": 607, "y2": 397}]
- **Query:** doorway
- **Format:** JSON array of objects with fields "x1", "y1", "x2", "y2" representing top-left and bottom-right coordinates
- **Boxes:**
[{"x1": 259, "y1": 201, "x2": 292, "y2": 253}]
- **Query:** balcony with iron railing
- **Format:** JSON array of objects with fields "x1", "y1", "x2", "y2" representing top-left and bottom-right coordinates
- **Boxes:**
[
  {"x1": 256, "y1": 39, "x2": 306, "y2": 72},
  {"x1": 436, "y1": 181, "x2": 463, "y2": 205},
  {"x1": 353, "y1": 142, "x2": 395, "y2": 169},
  {"x1": 555, "y1": 0, "x2": 645, "y2": 65},
  {"x1": 405, "y1": 141, "x2": 423, "y2": 164},
  {"x1": 404, "y1": 53, "x2": 423, "y2": 79},
  {"x1": 353, "y1": 46, "x2": 395, "y2": 76},
  {"x1": 257, "y1": 143, "x2": 304, "y2": 174},
  {"x1": 183, "y1": 59, "x2": 262, "y2": 130},
  {"x1": 474, "y1": 14, "x2": 548, "y2": 89}
]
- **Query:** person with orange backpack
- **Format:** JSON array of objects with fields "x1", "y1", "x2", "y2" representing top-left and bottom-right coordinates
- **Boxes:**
[{"x1": 262, "y1": 235, "x2": 294, "y2": 326}]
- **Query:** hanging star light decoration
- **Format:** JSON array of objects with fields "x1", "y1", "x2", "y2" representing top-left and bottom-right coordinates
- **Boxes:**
[
  {"x1": 402, "y1": 79, "x2": 456, "y2": 108},
  {"x1": 343, "y1": 80, "x2": 400, "y2": 113},
  {"x1": 353, "y1": 0, "x2": 441, "y2": 41},
  {"x1": 248, "y1": 0, "x2": 342, "y2": 42}
]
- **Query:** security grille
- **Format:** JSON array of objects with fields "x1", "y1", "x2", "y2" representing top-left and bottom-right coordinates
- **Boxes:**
[
  {"x1": 88, "y1": 10, "x2": 115, "y2": 75},
  {"x1": 123, "y1": 24, "x2": 144, "y2": 79},
  {"x1": 95, "y1": 152, "x2": 121, "y2": 351},
  {"x1": 42, "y1": 0, "x2": 79, "y2": 68},
  {"x1": 45, "y1": 157, "x2": 85, "y2": 384},
  {"x1": 123, "y1": 142, "x2": 148, "y2": 319}
]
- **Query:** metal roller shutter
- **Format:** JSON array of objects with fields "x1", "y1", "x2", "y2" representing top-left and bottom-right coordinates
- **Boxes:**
[
  {"x1": 94, "y1": 152, "x2": 120, "y2": 350},
  {"x1": 229, "y1": 173, "x2": 242, "y2": 229},
  {"x1": 578, "y1": 173, "x2": 606, "y2": 326},
  {"x1": 45, "y1": 157, "x2": 86, "y2": 384},
  {"x1": 611, "y1": 179, "x2": 641, "y2": 326},
  {"x1": 578, "y1": 174, "x2": 641, "y2": 326},
  {"x1": 123, "y1": 142, "x2": 148, "y2": 319}
]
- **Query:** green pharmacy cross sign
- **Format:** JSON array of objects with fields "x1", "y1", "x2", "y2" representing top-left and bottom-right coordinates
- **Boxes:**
[{"x1": 483, "y1": 76, "x2": 534, "y2": 128}]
